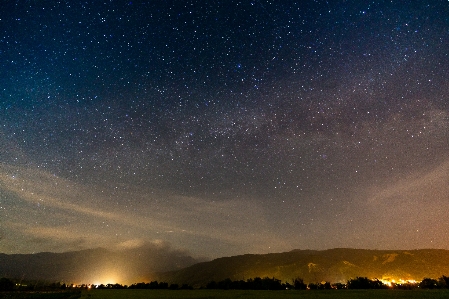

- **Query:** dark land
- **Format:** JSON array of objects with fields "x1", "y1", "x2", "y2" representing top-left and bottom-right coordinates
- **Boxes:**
[{"x1": 2, "y1": 248, "x2": 449, "y2": 288}]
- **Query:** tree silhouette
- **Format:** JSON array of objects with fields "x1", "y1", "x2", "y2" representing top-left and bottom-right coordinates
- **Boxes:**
[
  {"x1": 320, "y1": 281, "x2": 332, "y2": 289},
  {"x1": 293, "y1": 277, "x2": 307, "y2": 290},
  {"x1": 419, "y1": 278, "x2": 439, "y2": 289},
  {"x1": 438, "y1": 276, "x2": 449, "y2": 288},
  {"x1": 347, "y1": 277, "x2": 386, "y2": 289}
]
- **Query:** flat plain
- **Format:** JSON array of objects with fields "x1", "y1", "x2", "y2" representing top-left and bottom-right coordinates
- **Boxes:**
[{"x1": 80, "y1": 289, "x2": 449, "y2": 299}]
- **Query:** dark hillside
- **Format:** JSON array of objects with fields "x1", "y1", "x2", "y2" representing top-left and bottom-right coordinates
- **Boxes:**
[{"x1": 156, "y1": 248, "x2": 449, "y2": 287}]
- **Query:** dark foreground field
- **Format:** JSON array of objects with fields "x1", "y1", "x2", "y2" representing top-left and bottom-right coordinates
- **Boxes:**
[
  {"x1": 0, "y1": 290, "x2": 81, "y2": 299},
  {"x1": 78, "y1": 289, "x2": 449, "y2": 299}
]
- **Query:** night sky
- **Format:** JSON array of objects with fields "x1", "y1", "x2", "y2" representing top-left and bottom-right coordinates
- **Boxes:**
[{"x1": 1, "y1": 0, "x2": 449, "y2": 260}]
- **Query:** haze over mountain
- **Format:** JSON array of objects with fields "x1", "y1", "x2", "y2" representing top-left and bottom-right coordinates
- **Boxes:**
[
  {"x1": 0, "y1": 241, "x2": 201, "y2": 285},
  {"x1": 156, "y1": 248, "x2": 449, "y2": 287},
  {"x1": 2, "y1": 247, "x2": 449, "y2": 287}
]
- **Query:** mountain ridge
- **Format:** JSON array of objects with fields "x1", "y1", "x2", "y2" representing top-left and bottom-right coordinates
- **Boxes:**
[
  {"x1": 2, "y1": 247, "x2": 449, "y2": 286},
  {"x1": 154, "y1": 248, "x2": 449, "y2": 286},
  {"x1": 0, "y1": 245, "x2": 199, "y2": 285}
]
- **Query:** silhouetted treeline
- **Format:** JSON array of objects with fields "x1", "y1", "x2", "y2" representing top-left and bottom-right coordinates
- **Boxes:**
[
  {"x1": 204, "y1": 275, "x2": 449, "y2": 290},
  {"x1": 346, "y1": 276, "x2": 449, "y2": 290},
  {"x1": 206, "y1": 277, "x2": 338, "y2": 290},
  {"x1": 96, "y1": 281, "x2": 190, "y2": 290},
  {"x1": 419, "y1": 276, "x2": 449, "y2": 289},
  {"x1": 3, "y1": 275, "x2": 449, "y2": 291},
  {"x1": 96, "y1": 283, "x2": 127, "y2": 289},
  {"x1": 347, "y1": 277, "x2": 388, "y2": 289},
  {"x1": 0, "y1": 278, "x2": 71, "y2": 292}
]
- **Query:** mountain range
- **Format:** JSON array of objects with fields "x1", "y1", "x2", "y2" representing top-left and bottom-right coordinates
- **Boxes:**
[
  {"x1": 0, "y1": 245, "x2": 199, "y2": 285},
  {"x1": 2, "y1": 248, "x2": 449, "y2": 286},
  {"x1": 155, "y1": 248, "x2": 449, "y2": 287}
]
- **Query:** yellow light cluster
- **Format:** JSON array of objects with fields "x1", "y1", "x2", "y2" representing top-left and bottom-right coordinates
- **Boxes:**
[{"x1": 380, "y1": 279, "x2": 418, "y2": 287}]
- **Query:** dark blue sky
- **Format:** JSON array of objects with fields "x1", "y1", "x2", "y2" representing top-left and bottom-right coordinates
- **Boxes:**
[{"x1": 1, "y1": 1, "x2": 448, "y2": 261}]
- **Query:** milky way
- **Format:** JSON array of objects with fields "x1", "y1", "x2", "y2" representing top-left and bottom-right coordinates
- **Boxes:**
[{"x1": 0, "y1": 1, "x2": 448, "y2": 259}]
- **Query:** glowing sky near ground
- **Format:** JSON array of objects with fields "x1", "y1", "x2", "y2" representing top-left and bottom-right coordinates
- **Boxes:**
[{"x1": 0, "y1": 1, "x2": 448, "y2": 259}]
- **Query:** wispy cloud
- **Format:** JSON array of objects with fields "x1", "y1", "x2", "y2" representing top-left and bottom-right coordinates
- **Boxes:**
[{"x1": 0, "y1": 163, "x2": 288, "y2": 256}]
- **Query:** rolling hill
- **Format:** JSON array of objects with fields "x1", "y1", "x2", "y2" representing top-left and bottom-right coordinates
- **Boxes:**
[
  {"x1": 155, "y1": 248, "x2": 449, "y2": 287},
  {"x1": 2, "y1": 248, "x2": 449, "y2": 287},
  {"x1": 0, "y1": 246, "x2": 199, "y2": 285}
]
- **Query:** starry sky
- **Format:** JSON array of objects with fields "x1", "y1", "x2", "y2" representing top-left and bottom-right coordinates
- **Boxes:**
[{"x1": 1, "y1": 0, "x2": 448, "y2": 260}]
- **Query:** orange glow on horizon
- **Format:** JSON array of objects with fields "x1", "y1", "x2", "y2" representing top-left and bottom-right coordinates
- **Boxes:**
[{"x1": 91, "y1": 270, "x2": 123, "y2": 286}]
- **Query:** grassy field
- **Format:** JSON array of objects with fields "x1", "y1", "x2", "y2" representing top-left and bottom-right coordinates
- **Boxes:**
[
  {"x1": 0, "y1": 290, "x2": 81, "y2": 299},
  {"x1": 79, "y1": 289, "x2": 449, "y2": 299}
]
